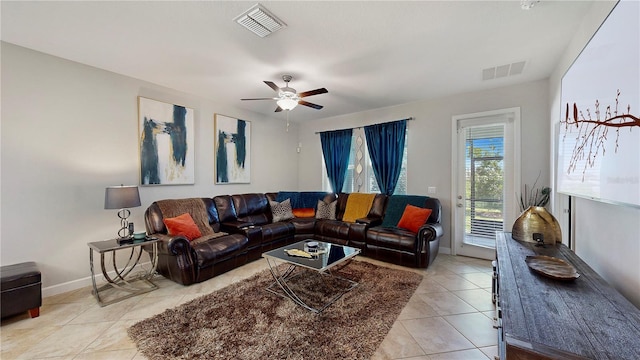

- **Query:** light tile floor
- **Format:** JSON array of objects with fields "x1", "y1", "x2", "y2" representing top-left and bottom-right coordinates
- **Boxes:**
[{"x1": 1, "y1": 254, "x2": 497, "y2": 359}]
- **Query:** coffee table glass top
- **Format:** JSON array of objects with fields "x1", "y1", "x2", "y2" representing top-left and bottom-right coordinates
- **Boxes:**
[{"x1": 262, "y1": 240, "x2": 360, "y2": 271}]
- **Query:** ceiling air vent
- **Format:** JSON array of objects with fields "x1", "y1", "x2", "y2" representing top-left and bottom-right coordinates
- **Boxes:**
[
  {"x1": 234, "y1": 4, "x2": 286, "y2": 38},
  {"x1": 482, "y1": 61, "x2": 526, "y2": 80}
]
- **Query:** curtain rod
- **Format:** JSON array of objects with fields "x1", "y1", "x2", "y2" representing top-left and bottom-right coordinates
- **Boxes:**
[{"x1": 315, "y1": 117, "x2": 414, "y2": 134}]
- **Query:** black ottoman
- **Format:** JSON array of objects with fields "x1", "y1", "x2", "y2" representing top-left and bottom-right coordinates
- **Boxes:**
[{"x1": 1, "y1": 262, "x2": 42, "y2": 319}]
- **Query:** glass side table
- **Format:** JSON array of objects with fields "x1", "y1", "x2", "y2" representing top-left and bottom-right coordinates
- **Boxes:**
[{"x1": 87, "y1": 238, "x2": 160, "y2": 306}]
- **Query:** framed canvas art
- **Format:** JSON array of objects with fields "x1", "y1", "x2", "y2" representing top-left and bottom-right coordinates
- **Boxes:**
[
  {"x1": 214, "y1": 114, "x2": 251, "y2": 184},
  {"x1": 557, "y1": 1, "x2": 639, "y2": 208},
  {"x1": 138, "y1": 97, "x2": 195, "y2": 185}
]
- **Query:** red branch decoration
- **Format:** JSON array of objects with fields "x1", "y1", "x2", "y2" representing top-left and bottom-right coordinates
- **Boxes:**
[{"x1": 561, "y1": 90, "x2": 640, "y2": 180}]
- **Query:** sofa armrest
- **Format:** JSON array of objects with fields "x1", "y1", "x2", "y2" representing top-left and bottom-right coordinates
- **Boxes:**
[
  {"x1": 356, "y1": 216, "x2": 383, "y2": 227},
  {"x1": 220, "y1": 220, "x2": 255, "y2": 233},
  {"x1": 165, "y1": 235, "x2": 193, "y2": 256},
  {"x1": 418, "y1": 223, "x2": 444, "y2": 242},
  {"x1": 145, "y1": 233, "x2": 197, "y2": 285},
  {"x1": 143, "y1": 233, "x2": 190, "y2": 255}
]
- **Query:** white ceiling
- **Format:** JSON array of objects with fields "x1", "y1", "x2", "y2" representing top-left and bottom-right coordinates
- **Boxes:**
[{"x1": 1, "y1": 1, "x2": 594, "y2": 122}]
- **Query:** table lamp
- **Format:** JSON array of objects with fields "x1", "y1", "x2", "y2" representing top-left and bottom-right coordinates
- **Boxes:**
[{"x1": 104, "y1": 185, "x2": 141, "y2": 239}]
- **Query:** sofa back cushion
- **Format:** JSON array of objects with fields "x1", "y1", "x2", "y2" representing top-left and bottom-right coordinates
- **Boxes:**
[
  {"x1": 213, "y1": 195, "x2": 236, "y2": 223},
  {"x1": 368, "y1": 194, "x2": 388, "y2": 218},
  {"x1": 380, "y1": 195, "x2": 437, "y2": 228},
  {"x1": 232, "y1": 193, "x2": 270, "y2": 225},
  {"x1": 335, "y1": 193, "x2": 350, "y2": 220}
]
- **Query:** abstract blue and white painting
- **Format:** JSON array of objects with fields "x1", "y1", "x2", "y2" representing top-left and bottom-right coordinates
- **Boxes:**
[
  {"x1": 138, "y1": 97, "x2": 195, "y2": 185},
  {"x1": 215, "y1": 114, "x2": 251, "y2": 184}
]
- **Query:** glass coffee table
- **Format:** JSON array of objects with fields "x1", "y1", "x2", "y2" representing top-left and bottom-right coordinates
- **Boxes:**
[{"x1": 262, "y1": 239, "x2": 361, "y2": 314}]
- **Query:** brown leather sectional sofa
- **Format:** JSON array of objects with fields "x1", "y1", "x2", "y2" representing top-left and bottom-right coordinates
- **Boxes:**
[{"x1": 144, "y1": 192, "x2": 443, "y2": 285}]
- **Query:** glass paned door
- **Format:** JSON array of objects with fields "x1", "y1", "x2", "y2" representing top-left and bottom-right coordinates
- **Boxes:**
[{"x1": 452, "y1": 108, "x2": 520, "y2": 260}]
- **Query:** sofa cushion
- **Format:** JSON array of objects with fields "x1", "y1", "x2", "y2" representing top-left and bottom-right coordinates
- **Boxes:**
[
  {"x1": 270, "y1": 199, "x2": 295, "y2": 222},
  {"x1": 397, "y1": 205, "x2": 433, "y2": 233},
  {"x1": 380, "y1": 195, "x2": 429, "y2": 228},
  {"x1": 289, "y1": 217, "x2": 316, "y2": 234},
  {"x1": 163, "y1": 213, "x2": 202, "y2": 241},
  {"x1": 191, "y1": 234, "x2": 248, "y2": 267},
  {"x1": 316, "y1": 199, "x2": 337, "y2": 220},
  {"x1": 259, "y1": 222, "x2": 296, "y2": 243},
  {"x1": 342, "y1": 193, "x2": 376, "y2": 223},
  {"x1": 191, "y1": 231, "x2": 230, "y2": 245},
  {"x1": 292, "y1": 208, "x2": 315, "y2": 218},
  {"x1": 315, "y1": 219, "x2": 350, "y2": 239},
  {"x1": 366, "y1": 227, "x2": 417, "y2": 252}
]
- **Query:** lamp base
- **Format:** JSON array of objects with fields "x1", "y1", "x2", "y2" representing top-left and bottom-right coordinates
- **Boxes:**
[
  {"x1": 117, "y1": 237, "x2": 134, "y2": 245},
  {"x1": 117, "y1": 208, "x2": 131, "y2": 239}
]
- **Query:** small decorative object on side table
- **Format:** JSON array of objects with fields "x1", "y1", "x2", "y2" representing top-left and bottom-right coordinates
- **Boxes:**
[{"x1": 87, "y1": 237, "x2": 160, "y2": 306}]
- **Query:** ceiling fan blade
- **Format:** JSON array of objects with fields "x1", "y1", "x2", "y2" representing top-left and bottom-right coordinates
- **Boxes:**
[
  {"x1": 264, "y1": 81, "x2": 280, "y2": 92},
  {"x1": 298, "y1": 100, "x2": 323, "y2": 110},
  {"x1": 298, "y1": 88, "x2": 328, "y2": 98},
  {"x1": 241, "y1": 98, "x2": 277, "y2": 101},
  {"x1": 275, "y1": 106, "x2": 283, "y2": 112}
]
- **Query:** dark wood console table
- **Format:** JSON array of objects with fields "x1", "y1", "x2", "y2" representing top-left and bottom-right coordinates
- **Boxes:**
[{"x1": 495, "y1": 232, "x2": 640, "y2": 359}]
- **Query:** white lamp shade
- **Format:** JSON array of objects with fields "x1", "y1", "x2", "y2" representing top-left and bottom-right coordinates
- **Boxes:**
[
  {"x1": 104, "y1": 185, "x2": 141, "y2": 209},
  {"x1": 277, "y1": 98, "x2": 298, "y2": 110}
]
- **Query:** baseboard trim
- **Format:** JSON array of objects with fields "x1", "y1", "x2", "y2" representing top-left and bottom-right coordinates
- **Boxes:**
[
  {"x1": 438, "y1": 246, "x2": 451, "y2": 255},
  {"x1": 42, "y1": 260, "x2": 154, "y2": 298}
]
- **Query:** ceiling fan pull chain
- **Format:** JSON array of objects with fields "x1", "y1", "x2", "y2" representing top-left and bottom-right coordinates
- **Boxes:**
[{"x1": 286, "y1": 111, "x2": 290, "y2": 132}]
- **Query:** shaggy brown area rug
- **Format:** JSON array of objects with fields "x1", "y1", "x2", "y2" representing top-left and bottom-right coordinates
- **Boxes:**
[{"x1": 128, "y1": 260, "x2": 422, "y2": 360}]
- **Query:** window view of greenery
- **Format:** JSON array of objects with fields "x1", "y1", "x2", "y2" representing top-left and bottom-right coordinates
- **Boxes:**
[{"x1": 465, "y1": 136, "x2": 504, "y2": 238}]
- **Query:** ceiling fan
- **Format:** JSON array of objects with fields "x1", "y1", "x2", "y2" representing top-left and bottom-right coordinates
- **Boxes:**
[{"x1": 241, "y1": 75, "x2": 328, "y2": 112}]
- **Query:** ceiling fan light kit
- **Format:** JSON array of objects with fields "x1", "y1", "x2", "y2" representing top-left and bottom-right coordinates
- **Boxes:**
[
  {"x1": 242, "y1": 74, "x2": 328, "y2": 112},
  {"x1": 277, "y1": 98, "x2": 298, "y2": 111}
]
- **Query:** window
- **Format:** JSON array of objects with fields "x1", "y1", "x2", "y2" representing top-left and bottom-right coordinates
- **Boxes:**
[
  {"x1": 323, "y1": 128, "x2": 407, "y2": 194},
  {"x1": 465, "y1": 125, "x2": 505, "y2": 240}
]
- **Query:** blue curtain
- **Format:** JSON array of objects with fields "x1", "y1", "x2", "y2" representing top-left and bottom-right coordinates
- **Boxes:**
[
  {"x1": 320, "y1": 129, "x2": 353, "y2": 193},
  {"x1": 364, "y1": 119, "x2": 407, "y2": 195}
]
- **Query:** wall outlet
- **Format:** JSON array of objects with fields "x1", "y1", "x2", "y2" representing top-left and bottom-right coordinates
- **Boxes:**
[{"x1": 428, "y1": 186, "x2": 436, "y2": 194}]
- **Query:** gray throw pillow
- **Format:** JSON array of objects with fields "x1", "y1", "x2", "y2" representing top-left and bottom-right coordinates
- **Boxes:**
[
  {"x1": 315, "y1": 199, "x2": 337, "y2": 220},
  {"x1": 270, "y1": 199, "x2": 295, "y2": 222}
]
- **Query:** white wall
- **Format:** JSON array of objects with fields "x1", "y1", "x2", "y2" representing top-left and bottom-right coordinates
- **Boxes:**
[
  {"x1": 549, "y1": 1, "x2": 640, "y2": 307},
  {"x1": 0, "y1": 42, "x2": 300, "y2": 295},
  {"x1": 298, "y1": 79, "x2": 551, "y2": 251}
]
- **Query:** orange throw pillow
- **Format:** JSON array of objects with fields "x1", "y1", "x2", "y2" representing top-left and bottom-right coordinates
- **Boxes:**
[
  {"x1": 163, "y1": 213, "x2": 202, "y2": 241},
  {"x1": 397, "y1": 205, "x2": 432, "y2": 233},
  {"x1": 292, "y1": 208, "x2": 315, "y2": 218}
]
